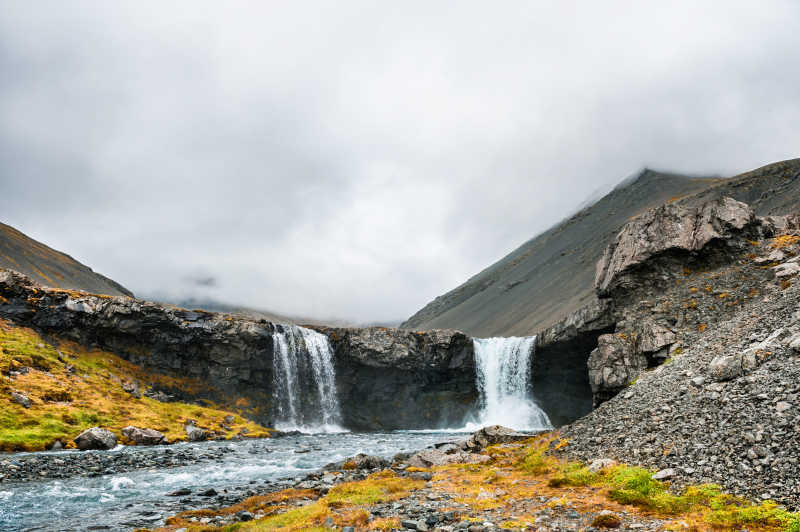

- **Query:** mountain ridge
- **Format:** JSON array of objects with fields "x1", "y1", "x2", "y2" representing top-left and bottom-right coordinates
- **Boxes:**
[
  {"x1": 401, "y1": 159, "x2": 800, "y2": 337},
  {"x1": 0, "y1": 222, "x2": 133, "y2": 298}
]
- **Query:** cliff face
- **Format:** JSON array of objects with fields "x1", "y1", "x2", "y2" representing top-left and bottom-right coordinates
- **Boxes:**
[
  {"x1": 0, "y1": 223, "x2": 133, "y2": 297},
  {"x1": 311, "y1": 326, "x2": 477, "y2": 430},
  {"x1": 0, "y1": 269, "x2": 477, "y2": 430}
]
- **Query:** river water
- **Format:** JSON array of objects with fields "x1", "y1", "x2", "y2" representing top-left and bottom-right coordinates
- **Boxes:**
[{"x1": 0, "y1": 431, "x2": 463, "y2": 532}]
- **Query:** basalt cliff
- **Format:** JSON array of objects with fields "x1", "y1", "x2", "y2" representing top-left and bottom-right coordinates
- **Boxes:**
[{"x1": 0, "y1": 269, "x2": 477, "y2": 431}]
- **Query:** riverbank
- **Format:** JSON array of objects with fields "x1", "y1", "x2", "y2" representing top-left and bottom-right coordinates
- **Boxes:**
[{"x1": 148, "y1": 429, "x2": 800, "y2": 532}]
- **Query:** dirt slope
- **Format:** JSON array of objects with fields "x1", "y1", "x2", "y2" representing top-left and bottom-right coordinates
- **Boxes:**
[{"x1": 0, "y1": 222, "x2": 132, "y2": 297}]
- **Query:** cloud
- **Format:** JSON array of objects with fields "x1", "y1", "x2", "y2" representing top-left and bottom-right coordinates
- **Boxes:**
[{"x1": 1, "y1": 0, "x2": 799, "y2": 322}]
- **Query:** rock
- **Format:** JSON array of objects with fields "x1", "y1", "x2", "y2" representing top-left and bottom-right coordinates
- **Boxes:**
[
  {"x1": 401, "y1": 519, "x2": 422, "y2": 530},
  {"x1": 636, "y1": 319, "x2": 676, "y2": 358},
  {"x1": 588, "y1": 334, "x2": 645, "y2": 405},
  {"x1": 789, "y1": 335, "x2": 800, "y2": 353},
  {"x1": 596, "y1": 196, "x2": 757, "y2": 297},
  {"x1": 344, "y1": 453, "x2": 389, "y2": 470},
  {"x1": 588, "y1": 458, "x2": 618, "y2": 472},
  {"x1": 462, "y1": 425, "x2": 529, "y2": 451},
  {"x1": 754, "y1": 248, "x2": 786, "y2": 265},
  {"x1": 199, "y1": 488, "x2": 217, "y2": 496},
  {"x1": 168, "y1": 488, "x2": 192, "y2": 497},
  {"x1": 11, "y1": 391, "x2": 31, "y2": 408},
  {"x1": 773, "y1": 262, "x2": 800, "y2": 278},
  {"x1": 74, "y1": 427, "x2": 117, "y2": 450},
  {"x1": 185, "y1": 425, "x2": 207, "y2": 442},
  {"x1": 407, "y1": 449, "x2": 491, "y2": 468},
  {"x1": 690, "y1": 376, "x2": 706, "y2": 387},
  {"x1": 776, "y1": 402, "x2": 792, "y2": 413},
  {"x1": 121, "y1": 380, "x2": 141, "y2": 399},
  {"x1": 651, "y1": 468, "x2": 676, "y2": 480},
  {"x1": 224, "y1": 415, "x2": 235, "y2": 424},
  {"x1": 121, "y1": 426, "x2": 166, "y2": 445},
  {"x1": 708, "y1": 354, "x2": 743, "y2": 382},
  {"x1": 236, "y1": 511, "x2": 254, "y2": 522},
  {"x1": 49, "y1": 440, "x2": 63, "y2": 451}
]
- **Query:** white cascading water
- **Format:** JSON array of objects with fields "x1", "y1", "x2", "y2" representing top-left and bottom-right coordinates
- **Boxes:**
[
  {"x1": 472, "y1": 336, "x2": 551, "y2": 431},
  {"x1": 271, "y1": 325, "x2": 343, "y2": 433}
]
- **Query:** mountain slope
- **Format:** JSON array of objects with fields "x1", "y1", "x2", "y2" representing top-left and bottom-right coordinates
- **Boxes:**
[
  {"x1": 401, "y1": 170, "x2": 722, "y2": 336},
  {"x1": 402, "y1": 159, "x2": 800, "y2": 337},
  {"x1": 0, "y1": 222, "x2": 132, "y2": 297}
]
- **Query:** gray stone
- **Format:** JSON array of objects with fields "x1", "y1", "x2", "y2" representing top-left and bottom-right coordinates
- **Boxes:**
[
  {"x1": 773, "y1": 262, "x2": 800, "y2": 278},
  {"x1": 709, "y1": 355, "x2": 743, "y2": 382},
  {"x1": 462, "y1": 425, "x2": 529, "y2": 451},
  {"x1": 11, "y1": 391, "x2": 31, "y2": 408},
  {"x1": 121, "y1": 426, "x2": 166, "y2": 445},
  {"x1": 776, "y1": 402, "x2": 792, "y2": 413},
  {"x1": 407, "y1": 449, "x2": 491, "y2": 468},
  {"x1": 185, "y1": 425, "x2": 207, "y2": 442},
  {"x1": 74, "y1": 427, "x2": 117, "y2": 450},
  {"x1": 588, "y1": 458, "x2": 618, "y2": 472},
  {"x1": 596, "y1": 196, "x2": 756, "y2": 296},
  {"x1": 651, "y1": 468, "x2": 676, "y2": 480},
  {"x1": 588, "y1": 333, "x2": 645, "y2": 404}
]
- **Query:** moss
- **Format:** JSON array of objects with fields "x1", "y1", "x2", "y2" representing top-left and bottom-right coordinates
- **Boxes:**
[{"x1": 591, "y1": 513, "x2": 622, "y2": 528}]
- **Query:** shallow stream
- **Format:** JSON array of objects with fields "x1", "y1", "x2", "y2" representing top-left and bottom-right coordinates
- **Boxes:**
[{"x1": 0, "y1": 431, "x2": 459, "y2": 532}]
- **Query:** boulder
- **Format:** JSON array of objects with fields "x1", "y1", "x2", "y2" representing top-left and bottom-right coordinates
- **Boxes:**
[
  {"x1": 636, "y1": 320, "x2": 676, "y2": 360},
  {"x1": 587, "y1": 334, "x2": 646, "y2": 405},
  {"x1": 462, "y1": 425, "x2": 529, "y2": 451},
  {"x1": 74, "y1": 427, "x2": 117, "y2": 450},
  {"x1": 789, "y1": 335, "x2": 800, "y2": 353},
  {"x1": 596, "y1": 197, "x2": 757, "y2": 297},
  {"x1": 185, "y1": 424, "x2": 207, "y2": 442},
  {"x1": 121, "y1": 380, "x2": 141, "y2": 399},
  {"x1": 588, "y1": 458, "x2": 618, "y2": 472},
  {"x1": 344, "y1": 453, "x2": 389, "y2": 470},
  {"x1": 11, "y1": 391, "x2": 31, "y2": 408},
  {"x1": 651, "y1": 468, "x2": 676, "y2": 480},
  {"x1": 773, "y1": 262, "x2": 800, "y2": 279},
  {"x1": 121, "y1": 426, "x2": 166, "y2": 445},
  {"x1": 407, "y1": 449, "x2": 491, "y2": 468},
  {"x1": 709, "y1": 330, "x2": 782, "y2": 382}
]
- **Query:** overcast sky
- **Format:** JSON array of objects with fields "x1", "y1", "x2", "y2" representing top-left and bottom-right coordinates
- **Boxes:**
[{"x1": 1, "y1": 1, "x2": 799, "y2": 322}]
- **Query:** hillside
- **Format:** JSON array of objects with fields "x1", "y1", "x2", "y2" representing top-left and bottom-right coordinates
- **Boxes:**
[
  {"x1": 0, "y1": 222, "x2": 133, "y2": 297},
  {"x1": 401, "y1": 159, "x2": 800, "y2": 337},
  {"x1": 0, "y1": 317, "x2": 271, "y2": 452}
]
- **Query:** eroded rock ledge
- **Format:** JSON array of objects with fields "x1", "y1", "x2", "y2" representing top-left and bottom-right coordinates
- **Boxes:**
[
  {"x1": 310, "y1": 325, "x2": 477, "y2": 430},
  {"x1": 0, "y1": 269, "x2": 476, "y2": 430}
]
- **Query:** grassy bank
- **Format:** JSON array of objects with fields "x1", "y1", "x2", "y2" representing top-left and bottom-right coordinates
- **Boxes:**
[{"x1": 0, "y1": 318, "x2": 272, "y2": 451}]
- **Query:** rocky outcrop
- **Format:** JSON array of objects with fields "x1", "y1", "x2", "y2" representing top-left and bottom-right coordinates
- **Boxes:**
[
  {"x1": 74, "y1": 427, "x2": 117, "y2": 450},
  {"x1": 595, "y1": 197, "x2": 761, "y2": 300},
  {"x1": 0, "y1": 269, "x2": 478, "y2": 430},
  {"x1": 588, "y1": 320, "x2": 677, "y2": 405},
  {"x1": 587, "y1": 334, "x2": 643, "y2": 405},
  {"x1": 312, "y1": 325, "x2": 477, "y2": 430}
]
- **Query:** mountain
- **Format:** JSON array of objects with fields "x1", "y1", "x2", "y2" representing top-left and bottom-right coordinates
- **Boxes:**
[
  {"x1": 401, "y1": 159, "x2": 800, "y2": 337},
  {"x1": 0, "y1": 222, "x2": 133, "y2": 297}
]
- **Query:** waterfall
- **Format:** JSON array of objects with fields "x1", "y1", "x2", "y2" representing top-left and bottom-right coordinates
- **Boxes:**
[
  {"x1": 271, "y1": 325, "x2": 343, "y2": 433},
  {"x1": 472, "y1": 336, "x2": 551, "y2": 431}
]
